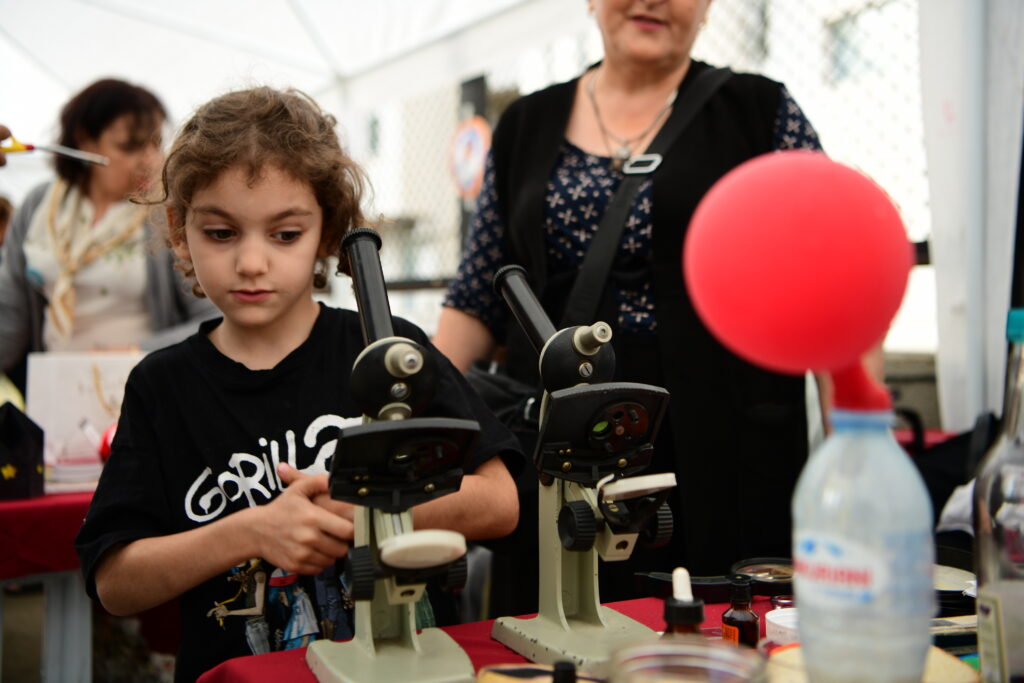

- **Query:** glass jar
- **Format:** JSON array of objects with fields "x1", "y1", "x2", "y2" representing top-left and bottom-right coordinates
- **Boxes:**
[
  {"x1": 770, "y1": 595, "x2": 795, "y2": 610},
  {"x1": 610, "y1": 636, "x2": 767, "y2": 682}
]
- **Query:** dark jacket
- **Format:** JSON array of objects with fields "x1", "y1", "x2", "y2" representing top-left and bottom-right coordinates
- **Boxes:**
[{"x1": 490, "y1": 61, "x2": 809, "y2": 578}]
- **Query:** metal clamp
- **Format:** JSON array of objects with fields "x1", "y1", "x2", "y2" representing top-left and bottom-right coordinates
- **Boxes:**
[{"x1": 622, "y1": 153, "x2": 663, "y2": 175}]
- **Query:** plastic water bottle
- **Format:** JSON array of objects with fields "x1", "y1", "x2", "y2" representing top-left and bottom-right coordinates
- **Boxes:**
[
  {"x1": 792, "y1": 364, "x2": 935, "y2": 683},
  {"x1": 974, "y1": 310, "x2": 1024, "y2": 682}
]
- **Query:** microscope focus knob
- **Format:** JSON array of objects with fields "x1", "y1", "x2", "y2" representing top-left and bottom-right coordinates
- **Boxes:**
[
  {"x1": 442, "y1": 554, "x2": 469, "y2": 591},
  {"x1": 640, "y1": 501, "x2": 674, "y2": 549},
  {"x1": 558, "y1": 500, "x2": 598, "y2": 552},
  {"x1": 345, "y1": 545, "x2": 377, "y2": 601}
]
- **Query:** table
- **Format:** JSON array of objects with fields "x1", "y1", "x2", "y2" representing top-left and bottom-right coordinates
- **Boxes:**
[
  {"x1": 198, "y1": 596, "x2": 774, "y2": 682},
  {"x1": 0, "y1": 492, "x2": 94, "y2": 683}
]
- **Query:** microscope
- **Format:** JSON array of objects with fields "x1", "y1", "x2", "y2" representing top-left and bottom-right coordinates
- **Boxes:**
[
  {"x1": 490, "y1": 265, "x2": 675, "y2": 677},
  {"x1": 306, "y1": 228, "x2": 478, "y2": 683}
]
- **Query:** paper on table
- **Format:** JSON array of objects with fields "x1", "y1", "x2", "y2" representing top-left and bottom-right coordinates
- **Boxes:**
[{"x1": 25, "y1": 351, "x2": 142, "y2": 490}]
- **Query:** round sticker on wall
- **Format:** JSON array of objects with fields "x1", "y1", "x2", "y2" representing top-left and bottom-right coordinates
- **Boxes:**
[{"x1": 450, "y1": 115, "x2": 491, "y2": 199}]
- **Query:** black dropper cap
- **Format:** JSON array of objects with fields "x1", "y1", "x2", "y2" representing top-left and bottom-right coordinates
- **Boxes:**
[
  {"x1": 729, "y1": 573, "x2": 753, "y2": 604},
  {"x1": 664, "y1": 567, "x2": 705, "y2": 628},
  {"x1": 552, "y1": 660, "x2": 576, "y2": 683}
]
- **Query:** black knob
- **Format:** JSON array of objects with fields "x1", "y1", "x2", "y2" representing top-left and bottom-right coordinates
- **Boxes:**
[{"x1": 558, "y1": 500, "x2": 598, "y2": 551}]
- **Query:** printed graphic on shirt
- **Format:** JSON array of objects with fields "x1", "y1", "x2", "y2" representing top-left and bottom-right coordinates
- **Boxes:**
[
  {"x1": 208, "y1": 562, "x2": 355, "y2": 656},
  {"x1": 268, "y1": 569, "x2": 320, "y2": 650},
  {"x1": 185, "y1": 413, "x2": 362, "y2": 523},
  {"x1": 206, "y1": 559, "x2": 272, "y2": 655}
]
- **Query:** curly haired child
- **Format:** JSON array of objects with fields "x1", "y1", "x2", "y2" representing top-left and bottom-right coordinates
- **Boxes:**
[{"x1": 75, "y1": 87, "x2": 521, "y2": 682}]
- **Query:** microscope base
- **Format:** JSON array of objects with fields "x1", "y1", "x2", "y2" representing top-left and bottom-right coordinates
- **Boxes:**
[
  {"x1": 306, "y1": 628, "x2": 475, "y2": 683},
  {"x1": 491, "y1": 606, "x2": 656, "y2": 677}
]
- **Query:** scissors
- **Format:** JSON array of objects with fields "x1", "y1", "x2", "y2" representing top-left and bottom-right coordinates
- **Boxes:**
[{"x1": 1, "y1": 133, "x2": 109, "y2": 166}]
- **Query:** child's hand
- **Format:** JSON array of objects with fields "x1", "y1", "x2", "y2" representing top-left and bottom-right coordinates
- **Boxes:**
[
  {"x1": 253, "y1": 463, "x2": 354, "y2": 574},
  {"x1": 312, "y1": 490, "x2": 355, "y2": 521}
]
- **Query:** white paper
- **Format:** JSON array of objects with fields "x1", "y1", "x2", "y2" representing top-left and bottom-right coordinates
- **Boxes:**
[{"x1": 25, "y1": 351, "x2": 142, "y2": 491}]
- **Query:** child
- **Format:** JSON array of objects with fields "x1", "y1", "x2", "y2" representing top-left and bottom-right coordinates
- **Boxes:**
[{"x1": 75, "y1": 87, "x2": 522, "y2": 682}]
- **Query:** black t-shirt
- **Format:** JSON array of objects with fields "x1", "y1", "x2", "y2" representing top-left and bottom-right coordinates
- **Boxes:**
[{"x1": 75, "y1": 304, "x2": 522, "y2": 682}]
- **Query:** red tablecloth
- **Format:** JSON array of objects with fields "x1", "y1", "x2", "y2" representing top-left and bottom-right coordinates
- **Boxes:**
[
  {"x1": 893, "y1": 428, "x2": 957, "y2": 451},
  {"x1": 198, "y1": 596, "x2": 774, "y2": 682},
  {"x1": 0, "y1": 491, "x2": 93, "y2": 581}
]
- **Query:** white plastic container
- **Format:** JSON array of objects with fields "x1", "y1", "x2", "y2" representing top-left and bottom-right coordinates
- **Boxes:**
[
  {"x1": 765, "y1": 607, "x2": 799, "y2": 646},
  {"x1": 792, "y1": 409, "x2": 935, "y2": 683}
]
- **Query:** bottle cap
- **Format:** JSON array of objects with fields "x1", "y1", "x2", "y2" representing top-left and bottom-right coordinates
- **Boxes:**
[
  {"x1": 729, "y1": 573, "x2": 752, "y2": 603},
  {"x1": 664, "y1": 567, "x2": 705, "y2": 626},
  {"x1": 552, "y1": 660, "x2": 576, "y2": 683},
  {"x1": 1008, "y1": 309, "x2": 1024, "y2": 343}
]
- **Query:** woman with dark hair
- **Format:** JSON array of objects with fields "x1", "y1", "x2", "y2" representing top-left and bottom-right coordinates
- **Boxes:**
[{"x1": 0, "y1": 79, "x2": 215, "y2": 385}]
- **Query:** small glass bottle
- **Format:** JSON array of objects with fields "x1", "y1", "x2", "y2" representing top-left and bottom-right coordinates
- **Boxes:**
[
  {"x1": 663, "y1": 567, "x2": 705, "y2": 636},
  {"x1": 722, "y1": 574, "x2": 759, "y2": 647},
  {"x1": 974, "y1": 309, "x2": 1024, "y2": 682}
]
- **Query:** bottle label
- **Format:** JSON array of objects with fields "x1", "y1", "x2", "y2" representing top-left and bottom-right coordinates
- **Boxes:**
[
  {"x1": 794, "y1": 532, "x2": 889, "y2": 605},
  {"x1": 976, "y1": 590, "x2": 1007, "y2": 680},
  {"x1": 722, "y1": 623, "x2": 739, "y2": 644}
]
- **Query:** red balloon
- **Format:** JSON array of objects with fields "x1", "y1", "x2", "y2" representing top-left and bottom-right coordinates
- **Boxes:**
[{"x1": 683, "y1": 151, "x2": 911, "y2": 375}]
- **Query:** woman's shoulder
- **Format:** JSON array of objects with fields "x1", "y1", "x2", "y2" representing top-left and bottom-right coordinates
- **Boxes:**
[
  {"x1": 22, "y1": 181, "x2": 52, "y2": 208},
  {"x1": 692, "y1": 61, "x2": 785, "y2": 123},
  {"x1": 8, "y1": 181, "x2": 53, "y2": 245},
  {"x1": 704, "y1": 61, "x2": 783, "y2": 96},
  {"x1": 491, "y1": 74, "x2": 579, "y2": 160},
  {"x1": 500, "y1": 75, "x2": 579, "y2": 125}
]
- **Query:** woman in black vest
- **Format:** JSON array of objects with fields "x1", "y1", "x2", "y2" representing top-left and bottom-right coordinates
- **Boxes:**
[{"x1": 434, "y1": 0, "x2": 824, "y2": 616}]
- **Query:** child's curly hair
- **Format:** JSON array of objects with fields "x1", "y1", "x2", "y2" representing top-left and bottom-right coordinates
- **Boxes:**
[{"x1": 157, "y1": 86, "x2": 369, "y2": 294}]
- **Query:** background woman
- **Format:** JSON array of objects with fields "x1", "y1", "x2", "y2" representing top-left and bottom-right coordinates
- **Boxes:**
[
  {"x1": 433, "y1": 0, "x2": 824, "y2": 614},
  {"x1": 0, "y1": 78, "x2": 215, "y2": 390}
]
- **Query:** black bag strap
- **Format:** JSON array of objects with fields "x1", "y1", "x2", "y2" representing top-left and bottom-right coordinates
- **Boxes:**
[{"x1": 561, "y1": 66, "x2": 733, "y2": 327}]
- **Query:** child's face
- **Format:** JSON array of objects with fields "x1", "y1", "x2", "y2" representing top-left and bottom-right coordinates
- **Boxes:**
[{"x1": 173, "y1": 163, "x2": 324, "y2": 335}]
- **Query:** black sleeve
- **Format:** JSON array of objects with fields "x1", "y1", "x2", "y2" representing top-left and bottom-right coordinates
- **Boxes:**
[
  {"x1": 392, "y1": 317, "x2": 525, "y2": 478},
  {"x1": 74, "y1": 366, "x2": 174, "y2": 600}
]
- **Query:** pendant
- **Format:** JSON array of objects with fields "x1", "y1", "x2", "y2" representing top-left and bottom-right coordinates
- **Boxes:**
[{"x1": 613, "y1": 146, "x2": 630, "y2": 171}]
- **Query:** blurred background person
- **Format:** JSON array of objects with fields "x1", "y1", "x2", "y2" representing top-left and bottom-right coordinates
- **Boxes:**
[
  {"x1": 0, "y1": 195, "x2": 11, "y2": 247},
  {"x1": 433, "y1": 0, "x2": 824, "y2": 615},
  {"x1": 0, "y1": 125, "x2": 10, "y2": 168},
  {"x1": 0, "y1": 194, "x2": 19, "y2": 409},
  {"x1": 0, "y1": 78, "x2": 215, "y2": 393}
]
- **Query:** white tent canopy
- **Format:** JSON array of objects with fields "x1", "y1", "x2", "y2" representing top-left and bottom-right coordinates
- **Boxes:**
[
  {"x1": 3, "y1": 0, "x2": 529, "y2": 132},
  {"x1": 1, "y1": 0, "x2": 559, "y2": 197},
  {"x1": 3, "y1": 0, "x2": 1024, "y2": 433}
]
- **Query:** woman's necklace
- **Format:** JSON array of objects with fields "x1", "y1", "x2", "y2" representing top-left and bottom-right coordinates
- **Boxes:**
[{"x1": 586, "y1": 69, "x2": 677, "y2": 171}]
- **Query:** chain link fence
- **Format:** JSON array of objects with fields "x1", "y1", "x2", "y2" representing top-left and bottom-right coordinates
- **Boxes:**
[{"x1": 332, "y1": 0, "x2": 932, "y2": 343}]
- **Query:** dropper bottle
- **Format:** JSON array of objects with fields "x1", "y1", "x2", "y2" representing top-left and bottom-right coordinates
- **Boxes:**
[
  {"x1": 721, "y1": 574, "x2": 759, "y2": 647},
  {"x1": 662, "y1": 567, "x2": 705, "y2": 636}
]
